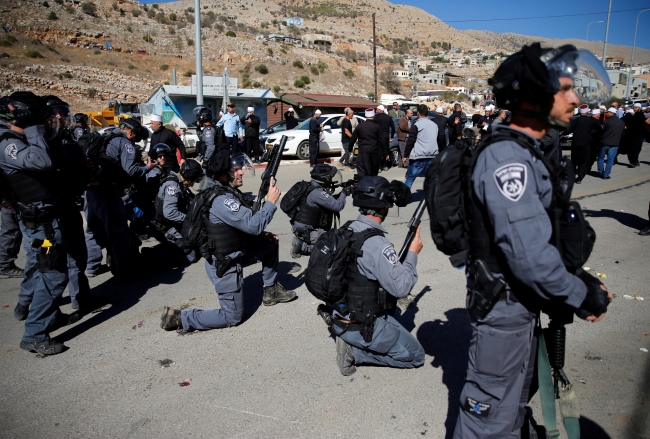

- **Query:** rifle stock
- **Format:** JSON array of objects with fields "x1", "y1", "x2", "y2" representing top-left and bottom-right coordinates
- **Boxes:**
[
  {"x1": 398, "y1": 199, "x2": 426, "y2": 263},
  {"x1": 252, "y1": 135, "x2": 286, "y2": 213}
]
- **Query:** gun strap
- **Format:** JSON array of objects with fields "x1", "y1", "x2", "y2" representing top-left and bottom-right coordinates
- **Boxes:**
[{"x1": 537, "y1": 332, "x2": 580, "y2": 439}]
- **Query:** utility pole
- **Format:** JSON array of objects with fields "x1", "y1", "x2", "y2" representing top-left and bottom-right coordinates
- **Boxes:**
[
  {"x1": 372, "y1": 13, "x2": 377, "y2": 101},
  {"x1": 602, "y1": 0, "x2": 612, "y2": 67},
  {"x1": 194, "y1": 0, "x2": 203, "y2": 105}
]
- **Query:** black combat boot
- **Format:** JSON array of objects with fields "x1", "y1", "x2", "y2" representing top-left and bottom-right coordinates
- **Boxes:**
[
  {"x1": 336, "y1": 336, "x2": 356, "y2": 376},
  {"x1": 290, "y1": 236, "x2": 303, "y2": 259},
  {"x1": 160, "y1": 307, "x2": 182, "y2": 331},
  {"x1": 262, "y1": 282, "x2": 296, "y2": 306},
  {"x1": 20, "y1": 339, "x2": 65, "y2": 355}
]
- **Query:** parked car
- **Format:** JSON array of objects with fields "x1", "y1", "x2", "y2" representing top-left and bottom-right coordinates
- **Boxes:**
[
  {"x1": 624, "y1": 98, "x2": 649, "y2": 108},
  {"x1": 258, "y1": 119, "x2": 305, "y2": 153},
  {"x1": 559, "y1": 132, "x2": 572, "y2": 149},
  {"x1": 265, "y1": 114, "x2": 366, "y2": 159},
  {"x1": 97, "y1": 124, "x2": 200, "y2": 158}
]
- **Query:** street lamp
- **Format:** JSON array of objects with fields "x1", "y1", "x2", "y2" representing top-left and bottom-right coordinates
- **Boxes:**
[
  {"x1": 625, "y1": 9, "x2": 650, "y2": 100},
  {"x1": 586, "y1": 20, "x2": 603, "y2": 52}
]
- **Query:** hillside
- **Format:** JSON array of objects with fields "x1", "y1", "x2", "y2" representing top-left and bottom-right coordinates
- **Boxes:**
[{"x1": 0, "y1": 0, "x2": 647, "y2": 113}]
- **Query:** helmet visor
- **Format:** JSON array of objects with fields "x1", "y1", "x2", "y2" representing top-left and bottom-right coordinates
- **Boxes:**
[
  {"x1": 230, "y1": 153, "x2": 255, "y2": 178},
  {"x1": 331, "y1": 169, "x2": 343, "y2": 186},
  {"x1": 547, "y1": 49, "x2": 611, "y2": 103},
  {"x1": 192, "y1": 106, "x2": 205, "y2": 115}
]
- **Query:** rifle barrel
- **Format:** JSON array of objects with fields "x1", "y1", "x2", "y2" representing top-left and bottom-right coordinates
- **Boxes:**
[
  {"x1": 252, "y1": 135, "x2": 286, "y2": 213},
  {"x1": 398, "y1": 199, "x2": 426, "y2": 262}
]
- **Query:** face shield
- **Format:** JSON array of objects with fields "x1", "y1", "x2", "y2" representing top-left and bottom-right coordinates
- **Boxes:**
[
  {"x1": 229, "y1": 153, "x2": 255, "y2": 178},
  {"x1": 330, "y1": 169, "x2": 343, "y2": 186},
  {"x1": 543, "y1": 46, "x2": 612, "y2": 104}
]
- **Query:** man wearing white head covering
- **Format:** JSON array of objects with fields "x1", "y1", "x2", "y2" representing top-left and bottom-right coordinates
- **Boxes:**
[
  {"x1": 624, "y1": 103, "x2": 647, "y2": 166},
  {"x1": 564, "y1": 104, "x2": 602, "y2": 183},
  {"x1": 284, "y1": 107, "x2": 298, "y2": 129},
  {"x1": 349, "y1": 108, "x2": 384, "y2": 177},
  {"x1": 149, "y1": 113, "x2": 186, "y2": 170},
  {"x1": 242, "y1": 106, "x2": 261, "y2": 163},
  {"x1": 308, "y1": 109, "x2": 323, "y2": 167},
  {"x1": 597, "y1": 107, "x2": 626, "y2": 179},
  {"x1": 429, "y1": 106, "x2": 448, "y2": 152}
]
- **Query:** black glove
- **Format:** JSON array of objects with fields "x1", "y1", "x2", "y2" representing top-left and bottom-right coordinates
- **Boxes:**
[
  {"x1": 342, "y1": 185, "x2": 353, "y2": 196},
  {"x1": 575, "y1": 270, "x2": 610, "y2": 320}
]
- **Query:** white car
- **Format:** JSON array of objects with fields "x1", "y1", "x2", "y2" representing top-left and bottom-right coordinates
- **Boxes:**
[
  {"x1": 265, "y1": 114, "x2": 366, "y2": 159},
  {"x1": 97, "y1": 124, "x2": 200, "y2": 156}
]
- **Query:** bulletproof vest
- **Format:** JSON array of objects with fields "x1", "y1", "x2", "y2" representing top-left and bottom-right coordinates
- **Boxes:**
[
  {"x1": 344, "y1": 227, "x2": 389, "y2": 321},
  {"x1": 154, "y1": 172, "x2": 184, "y2": 226},
  {"x1": 295, "y1": 187, "x2": 334, "y2": 229},
  {"x1": 1, "y1": 132, "x2": 57, "y2": 205},
  {"x1": 204, "y1": 184, "x2": 254, "y2": 258}
]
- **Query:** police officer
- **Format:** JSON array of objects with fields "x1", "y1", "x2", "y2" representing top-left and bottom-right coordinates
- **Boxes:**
[
  {"x1": 196, "y1": 108, "x2": 217, "y2": 164},
  {"x1": 453, "y1": 43, "x2": 613, "y2": 438},
  {"x1": 72, "y1": 113, "x2": 90, "y2": 140},
  {"x1": 152, "y1": 159, "x2": 201, "y2": 264},
  {"x1": 289, "y1": 164, "x2": 350, "y2": 258},
  {"x1": 322, "y1": 176, "x2": 425, "y2": 376},
  {"x1": 0, "y1": 195, "x2": 23, "y2": 279},
  {"x1": 160, "y1": 150, "x2": 296, "y2": 332},
  {"x1": 0, "y1": 92, "x2": 76, "y2": 355},
  {"x1": 85, "y1": 118, "x2": 154, "y2": 281}
]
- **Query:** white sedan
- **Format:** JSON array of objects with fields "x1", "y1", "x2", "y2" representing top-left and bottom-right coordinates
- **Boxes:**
[{"x1": 265, "y1": 114, "x2": 365, "y2": 159}]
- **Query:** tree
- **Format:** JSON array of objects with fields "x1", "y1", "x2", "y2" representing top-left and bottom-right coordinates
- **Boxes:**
[
  {"x1": 299, "y1": 75, "x2": 311, "y2": 84},
  {"x1": 255, "y1": 64, "x2": 268, "y2": 74},
  {"x1": 47, "y1": 11, "x2": 58, "y2": 20},
  {"x1": 81, "y1": 2, "x2": 97, "y2": 16},
  {"x1": 292, "y1": 60, "x2": 303, "y2": 68},
  {"x1": 225, "y1": 30, "x2": 236, "y2": 37},
  {"x1": 294, "y1": 79, "x2": 305, "y2": 88},
  {"x1": 379, "y1": 68, "x2": 401, "y2": 94},
  {"x1": 272, "y1": 85, "x2": 281, "y2": 93}
]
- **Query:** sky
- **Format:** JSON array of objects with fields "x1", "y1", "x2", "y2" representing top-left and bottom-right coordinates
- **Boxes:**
[{"x1": 141, "y1": 0, "x2": 650, "y2": 52}]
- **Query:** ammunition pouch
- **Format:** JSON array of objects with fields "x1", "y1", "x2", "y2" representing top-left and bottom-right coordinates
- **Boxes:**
[
  {"x1": 467, "y1": 258, "x2": 507, "y2": 320},
  {"x1": 549, "y1": 201, "x2": 596, "y2": 273},
  {"x1": 34, "y1": 242, "x2": 66, "y2": 271},
  {"x1": 213, "y1": 251, "x2": 233, "y2": 278},
  {"x1": 16, "y1": 203, "x2": 53, "y2": 230}
]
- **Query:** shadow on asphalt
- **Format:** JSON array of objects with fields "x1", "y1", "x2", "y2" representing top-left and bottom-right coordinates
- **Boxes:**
[
  {"x1": 580, "y1": 416, "x2": 613, "y2": 438},
  {"x1": 583, "y1": 208, "x2": 647, "y2": 231},
  {"x1": 417, "y1": 308, "x2": 472, "y2": 439}
]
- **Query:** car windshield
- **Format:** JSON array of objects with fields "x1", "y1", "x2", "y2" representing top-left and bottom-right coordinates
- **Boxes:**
[{"x1": 296, "y1": 117, "x2": 326, "y2": 130}]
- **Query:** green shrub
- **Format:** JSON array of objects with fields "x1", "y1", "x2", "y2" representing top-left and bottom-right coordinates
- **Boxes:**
[
  {"x1": 169, "y1": 13, "x2": 176, "y2": 21},
  {"x1": 186, "y1": 7, "x2": 194, "y2": 13},
  {"x1": 87, "y1": 88, "x2": 97, "y2": 98},
  {"x1": 317, "y1": 61, "x2": 327, "y2": 73},
  {"x1": 42, "y1": 1, "x2": 49, "y2": 7},
  {"x1": 183, "y1": 69, "x2": 195, "y2": 77},
  {"x1": 267, "y1": 48, "x2": 273, "y2": 56},
  {"x1": 132, "y1": 10, "x2": 140, "y2": 17},
  {"x1": 225, "y1": 30, "x2": 236, "y2": 37},
  {"x1": 299, "y1": 75, "x2": 311, "y2": 84},
  {"x1": 343, "y1": 69, "x2": 354, "y2": 77},
  {"x1": 0, "y1": 52, "x2": 10, "y2": 58},
  {"x1": 119, "y1": 8, "x2": 125, "y2": 16},
  {"x1": 81, "y1": 2, "x2": 96, "y2": 16},
  {"x1": 0, "y1": 36, "x2": 17, "y2": 47},
  {"x1": 65, "y1": 5, "x2": 74, "y2": 13},
  {"x1": 292, "y1": 60, "x2": 303, "y2": 68},
  {"x1": 280, "y1": 48, "x2": 287, "y2": 54},
  {"x1": 152, "y1": 3, "x2": 159, "y2": 9},
  {"x1": 272, "y1": 85, "x2": 281, "y2": 93},
  {"x1": 186, "y1": 38, "x2": 193, "y2": 46},
  {"x1": 47, "y1": 11, "x2": 58, "y2": 20},
  {"x1": 143, "y1": 35, "x2": 153, "y2": 43},
  {"x1": 127, "y1": 64, "x2": 137, "y2": 70},
  {"x1": 54, "y1": 0, "x2": 63, "y2": 4},
  {"x1": 310, "y1": 65, "x2": 318, "y2": 75},
  {"x1": 255, "y1": 64, "x2": 268, "y2": 74},
  {"x1": 60, "y1": 56, "x2": 70, "y2": 62},
  {"x1": 294, "y1": 79, "x2": 305, "y2": 88},
  {"x1": 25, "y1": 50, "x2": 43, "y2": 59},
  {"x1": 93, "y1": 50, "x2": 101, "y2": 55},
  {"x1": 252, "y1": 81, "x2": 261, "y2": 88},
  {"x1": 160, "y1": 64, "x2": 169, "y2": 71}
]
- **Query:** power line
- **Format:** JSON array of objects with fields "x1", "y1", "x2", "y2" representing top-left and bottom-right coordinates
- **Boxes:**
[{"x1": 414, "y1": 7, "x2": 649, "y2": 23}]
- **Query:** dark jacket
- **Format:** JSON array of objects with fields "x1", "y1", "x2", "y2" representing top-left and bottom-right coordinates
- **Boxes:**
[
  {"x1": 446, "y1": 111, "x2": 464, "y2": 140},
  {"x1": 284, "y1": 112, "x2": 298, "y2": 130},
  {"x1": 428, "y1": 114, "x2": 448, "y2": 150},
  {"x1": 539, "y1": 128, "x2": 561, "y2": 160},
  {"x1": 625, "y1": 111, "x2": 646, "y2": 137},
  {"x1": 349, "y1": 119, "x2": 384, "y2": 153},
  {"x1": 241, "y1": 114, "x2": 261, "y2": 138},
  {"x1": 601, "y1": 115, "x2": 626, "y2": 146},
  {"x1": 565, "y1": 115, "x2": 601, "y2": 146},
  {"x1": 309, "y1": 117, "x2": 321, "y2": 139},
  {"x1": 150, "y1": 126, "x2": 186, "y2": 160},
  {"x1": 374, "y1": 112, "x2": 396, "y2": 139}
]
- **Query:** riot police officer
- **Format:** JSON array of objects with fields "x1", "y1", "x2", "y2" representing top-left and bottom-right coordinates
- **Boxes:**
[
  {"x1": 289, "y1": 164, "x2": 350, "y2": 258},
  {"x1": 196, "y1": 108, "x2": 217, "y2": 164},
  {"x1": 452, "y1": 44, "x2": 613, "y2": 438},
  {"x1": 0, "y1": 92, "x2": 76, "y2": 355},
  {"x1": 322, "y1": 176, "x2": 425, "y2": 376},
  {"x1": 160, "y1": 150, "x2": 296, "y2": 332},
  {"x1": 152, "y1": 159, "x2": 202, "y2": 264},
  {"x1": 72, "y1": 113, "x2": 90, "y2": 140}
]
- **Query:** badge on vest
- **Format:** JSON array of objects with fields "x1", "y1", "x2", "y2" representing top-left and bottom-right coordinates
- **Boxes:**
[
  {"x1": 5, "y1": 144, "x2": 17, "y2": 160},
  {"x1": 204, "y1": 129, "x2": 212, "y2": 138},
  {"x1": 382, "y1": 245, "x2": 398, "y2": 265},
  {"x1": 494, "y1": 163, "x2": 527, "y2": 202},
  {"x1": 463, "y1": 397, "x2": 491, "y2": 418},
  {"x1": 224, "y1": 197, "x2": 240, "y2": 212},
  {"x1": 125, "y1": 144, "x2": 134, "y2": 155},
  {"x1": 166, "y1": 185, "x2": 178, "y2": 196}
]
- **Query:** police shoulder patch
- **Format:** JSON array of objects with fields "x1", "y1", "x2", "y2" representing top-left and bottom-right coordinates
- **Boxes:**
[
  {"x1": 320, "y1": 189, "x2": 330, "y2": 198},
  {"x1": 223, "y1": 197, "x2": 241, "y2": 212},
  {"x1": 4, "y1": 144, "x2": 17, "y2": 160},
  {"x1": 165, "y1": 185, "x2": 178, "y2": 196},
  {"x1": 382, "y1": 245, "x2": 399, "y2": 265},
  {"x1": 494, "y1": 162, "x2": 527, "y2": 202},
  {"x1": 204, "y1": 129, "x2": 212, "y2": 138},
  {"x1": 125, "y1": 143, "x2": 134, "y2": 155},
  {"x1": 463, "y1": 397, "x2": 491, "y2": 418}
]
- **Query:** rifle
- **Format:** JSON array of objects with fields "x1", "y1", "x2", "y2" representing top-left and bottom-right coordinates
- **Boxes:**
[
  {"x1": 332, "y1": 174, "x2": 359, "y2": 191},
  {"x1": 251, "y1": 135, "x2": 285, "y2": 213},
  {"x1": 397, "y1": 199, "x2": 426, "y2": 263}
]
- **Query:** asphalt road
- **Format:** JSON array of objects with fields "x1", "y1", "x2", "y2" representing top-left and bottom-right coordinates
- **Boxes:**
[{"x1": 1, "y1": 146, "x2": 649, "y2": 439}]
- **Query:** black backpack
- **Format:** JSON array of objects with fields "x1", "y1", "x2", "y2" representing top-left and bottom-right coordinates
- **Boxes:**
[
  {"x1": 280, "y1": 181, "x2": 316, "y2": 220},
  {"x1": 77, "y1": 131, "x2": 120, "y2": 161},
  {"x1": 305, "y1": 220, "x2": 383, "y2": 303},
  {"x1": 179, "y1": 185, "x2": 221, "y2": 261}
]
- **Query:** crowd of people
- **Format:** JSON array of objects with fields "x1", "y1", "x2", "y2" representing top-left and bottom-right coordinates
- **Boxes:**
[{"x1": 0, "y1": 40, "x2": 647, "y2": 438}]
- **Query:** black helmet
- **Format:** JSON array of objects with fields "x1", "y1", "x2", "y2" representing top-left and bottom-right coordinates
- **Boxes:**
[
  {"x1": 120, "y1": 118, "x2": 148, "y2": 141},
  {"x1": 206, "y1": 150, "x2": 255, "y2": 179},
  {"x1": 74, "y1": 113, "x2": 89, "y2": 125},
  {"x1": 149, "y1": 143, "x2": 171, "y2": 160},
  {"x1": 4, "y1": 91, "x2": 50, "y2": 128},
  {"x1": 353, "y1": 176, "x2": 411, "y2": 210},
  {"x1": 310, "y1": 164, "x2": 342, "y2": 186},
  {"x1": 197, "y1": 108, "x2": 212, "y2": 123},
  {"x1": 43, "y1": 95, "x2": 71, "y2": 118},
  {"x1": 179, "y1": 159, "x2": 203, "y2": 183}
]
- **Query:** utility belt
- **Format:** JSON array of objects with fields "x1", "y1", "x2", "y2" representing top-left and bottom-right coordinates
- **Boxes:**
[
  {"x1": 17, "y1": 203, "x2": 67, "y2": 271},
  {"x1": 16, "y1": 202, "x2": 54, "y2": 230},
  {"x1": 466, "y1": 258, "x2": 514, "y2": 320}
]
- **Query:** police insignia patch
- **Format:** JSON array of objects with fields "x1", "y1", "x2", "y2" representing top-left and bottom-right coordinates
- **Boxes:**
[
  {"x1": 320, "y1": 190, "x2": 330, "y2": 198},
  {"x1": 165, "y1": 185, "x2": 177, "y2": 196},
  {"x1": 224, "y1": 197, "x2": 240, "y2": 212},
  {"x1": 125, "y1": 144, "x2": 134, "y2": 155},
  {"x1": 5, "y1": 144, "x2": 17, "y2": 160},
  {"x1": 463, "y1": 397, "x2": 491, "y2": 418},
  {"x1": 204, "y1": 130, "x2": 212, "y2": 138},
  {"x1": 494, "y1": 163, "x2": 526, "y2": 202},
  {"x1": 382, "y1": 245, "x2": 398, "y2": 265}
]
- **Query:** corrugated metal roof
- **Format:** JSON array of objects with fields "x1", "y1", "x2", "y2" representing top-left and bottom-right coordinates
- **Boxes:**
[{"x1": 273, "y1": 93, "x2": 375, "y2": 108}]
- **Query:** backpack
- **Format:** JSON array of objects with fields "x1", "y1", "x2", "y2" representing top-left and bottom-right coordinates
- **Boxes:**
[
  {"x1": 77, "y1": 131, "x2": 120, "y2": 161},
  {"x1": 178, "y1": 184, "x2": 220, "y2": 260},
  {"x1": 305, "y1": 220, "x2": 383, "y2": 303},
  {"x1": 280, "y1": 181, "x2": 316, "y2": 220}
]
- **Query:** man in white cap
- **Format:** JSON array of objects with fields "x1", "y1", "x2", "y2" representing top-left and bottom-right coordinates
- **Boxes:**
[
  {"x1": 429, "y1": 106, "x2": 448, "y2": 152},
  {"x1": 308, "y1": 109, "x2": 323, "y2": 167},
  {"x1": 564, "y1": 104, "x2": 602, "y2": 183},
  {"x1": 149, "y1": 113, "x2": 186, "y2": 171},
  {"x1": 598, "y1": 107, "x2": 626, "y2": 179},
  {"x1": 373, "y1": 104, "x2": 395, "y2": 170},
  {"x1": 625, "y1": 102, "x2": 647, "y2": 167},
  {"x1": 349, "y1": 108, "x2": 384, "y2": 177},
  {"x1": 242, "y1": 106, "x2": 261, "y2": 163},
  {"x1": 284, "y1": 107, "x2": 298, "y2": 129}
]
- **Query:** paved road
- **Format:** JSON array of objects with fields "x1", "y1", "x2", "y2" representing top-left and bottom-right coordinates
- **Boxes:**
[{"x1": 1, "y1": 147, "x2": 649, "y2": 439}]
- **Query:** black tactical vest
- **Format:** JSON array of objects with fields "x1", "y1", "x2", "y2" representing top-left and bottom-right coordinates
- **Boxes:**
[
  {"x1": 154, "y1": 172, "x2": 184, "y2": 226},
  {"x1": 204, "y1": 184, "x2": 254, "y2": 258},
  {"x1": 295, "y1": 190, "x2": 335, "y2": 230}
]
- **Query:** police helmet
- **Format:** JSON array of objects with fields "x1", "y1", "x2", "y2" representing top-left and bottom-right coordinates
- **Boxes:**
[
  {"x1": 310, "y1": 164, "x2": 342, "y2": 186},
  {"x1": 353, "y1": 176, "x2": 411, "y2": 210},
  {"x1": 3, "y1": 91, "x2": 50, "y2": 128},
  {"x1": 179, "y1": 159, "x2": 203, "y2": 183},
  {"x1": 120, "y1": 118, "x2": 149, "y2": 141},
  {"x1": 206, "y1": 150, "x2": 255, "y2": 179},
  {"x1": 149, "y1": 143, "x2": 171, "y2": 161},
  {"x1": 197, "y1": 108, "x2": 212, "y2": 123},
  {"x1": 74, "y1": 113, "x2": 89, "y2": 125},
  {"x1": 229, "y1": 152, "x2": 255, "y2": 177}
]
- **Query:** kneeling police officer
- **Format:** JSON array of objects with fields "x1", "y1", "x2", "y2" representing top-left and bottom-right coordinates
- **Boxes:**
[
  {"x1": 289, "y1": 164, "x2": 351, "y2": 258},
  {"x1": 452, "y1": 44, "x2": 613, "y2": 438},
  {"x1": 160, "y1": 150, "x2": 296, "y2": 332},
  {"x1": 322, "y1": 176, "x2": 425, "y2": 376}
]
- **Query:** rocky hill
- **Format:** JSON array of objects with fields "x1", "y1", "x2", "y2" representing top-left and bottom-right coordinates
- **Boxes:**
[{"x1": 0, "y1": 0, "x2": 647, "y2": 113}]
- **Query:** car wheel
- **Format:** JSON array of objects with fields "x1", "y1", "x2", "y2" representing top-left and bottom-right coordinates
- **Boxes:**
[
  {"x1": 296, "y1": 141, "x2": 310, "y2": 160},
  {"x1": 390, "y1": 148, "x2": 401, "y2": 166}
]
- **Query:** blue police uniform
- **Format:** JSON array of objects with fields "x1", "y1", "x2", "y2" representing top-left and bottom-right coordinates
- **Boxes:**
[{"x1": 201, "y1": 125, "x2": 217, "y2": 164}]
